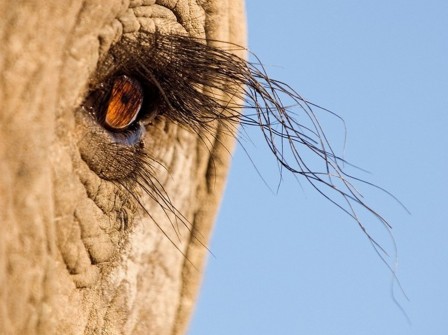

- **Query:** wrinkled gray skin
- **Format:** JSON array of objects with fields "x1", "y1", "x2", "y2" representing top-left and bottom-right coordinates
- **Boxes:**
[{"x1": 0, "y1": 1, "x2": 246, "y2": 334}]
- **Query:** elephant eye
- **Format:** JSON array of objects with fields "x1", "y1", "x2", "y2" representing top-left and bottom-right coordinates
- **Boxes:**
[
  {"x1": 83, "y1": 72, "x2": 161, "y2": 143},
  {"x1": 104, "y1": 75, "x2": 143, "y2": 130},
  {"x1": 78, "y1": 32, "x2": 400, "y2": 261}
]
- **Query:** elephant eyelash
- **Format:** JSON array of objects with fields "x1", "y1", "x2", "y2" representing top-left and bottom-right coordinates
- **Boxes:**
[{"x1": 84, "y1": 32, "x2": 405, "y2": 266}]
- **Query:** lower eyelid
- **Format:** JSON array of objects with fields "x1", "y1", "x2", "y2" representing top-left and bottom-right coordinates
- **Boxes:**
[
  {"x1": 76, "y1": 114, "x2": 143, "y2": 180},
  {"x1": 105, "y1": 123, "x2": 145, "y2": 146}
]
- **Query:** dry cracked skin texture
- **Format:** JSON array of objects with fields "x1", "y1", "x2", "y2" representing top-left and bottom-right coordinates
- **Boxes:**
[{"x1": 0, "y1": 1, "x2": 246, "y2": 334}]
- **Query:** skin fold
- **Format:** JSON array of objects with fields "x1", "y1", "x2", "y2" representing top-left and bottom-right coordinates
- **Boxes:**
[{"x1": 0, "y1": 1, "x2": 246, "y2": 334}]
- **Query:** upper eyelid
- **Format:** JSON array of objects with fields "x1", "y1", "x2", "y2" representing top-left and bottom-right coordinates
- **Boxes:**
[
  {"x1": 91, "y1": 34, "x2": 158, "y2": 92},
  {"x1": 97, "y1": 3, "x2": 197, "y2": 59},
  {"x1": 90, "y1": 33, "x2": 242, "y2": 127}
]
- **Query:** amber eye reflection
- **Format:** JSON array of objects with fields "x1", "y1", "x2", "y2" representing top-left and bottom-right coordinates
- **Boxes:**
[{"x1": 104, "y1": 75, "x2": 144, "y2": 130}]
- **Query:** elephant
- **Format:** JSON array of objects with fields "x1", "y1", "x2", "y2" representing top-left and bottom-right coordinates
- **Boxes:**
[{"x1": 0, "y1": 1, "x2": 391, "y2": 334}]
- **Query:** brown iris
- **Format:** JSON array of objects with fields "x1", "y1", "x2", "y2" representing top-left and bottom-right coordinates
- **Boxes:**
[{"x1": 105, "y1": 75, "x2": 143, "y2": 130}]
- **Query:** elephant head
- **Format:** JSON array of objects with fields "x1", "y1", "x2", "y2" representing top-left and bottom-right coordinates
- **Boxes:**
[
  {"x1": 0, "y1": 1, "x2": 391, "y2": 334},
  {"x1": 0, "y1": 1, "x2": 248, "y2": 334}
]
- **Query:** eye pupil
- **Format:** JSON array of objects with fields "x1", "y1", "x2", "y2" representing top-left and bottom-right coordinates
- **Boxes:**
[
  {"x1": 105, "y1": 75, "x2": 143, "y2": 130},
  {"x1": 121, "y1": 93, "x2": 131, "y2": 104}
]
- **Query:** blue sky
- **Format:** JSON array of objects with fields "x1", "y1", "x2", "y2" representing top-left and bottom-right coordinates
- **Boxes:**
[{"x1": 190, "y1": 1, "x2": 448, "y2": 334}]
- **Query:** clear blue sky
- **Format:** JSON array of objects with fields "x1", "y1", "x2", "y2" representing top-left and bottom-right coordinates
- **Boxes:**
[{"x1": 190, "y1": 1, "x2": 448, "y2": 334}]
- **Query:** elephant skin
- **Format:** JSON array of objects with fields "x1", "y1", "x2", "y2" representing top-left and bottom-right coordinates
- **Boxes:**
[{"x1": 0, "y1": 1, "x2": 246, "y2": 334}]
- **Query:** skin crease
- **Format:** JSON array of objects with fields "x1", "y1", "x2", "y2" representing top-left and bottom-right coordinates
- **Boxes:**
[{"x1": 0, "y1": 1, "x2": 246, "y2": 334}]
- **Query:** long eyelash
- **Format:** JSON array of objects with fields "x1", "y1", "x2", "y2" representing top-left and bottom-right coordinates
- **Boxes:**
[{"x1": 92, "y1": 32, "x2": 405, "y2": 267}]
